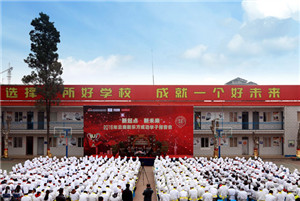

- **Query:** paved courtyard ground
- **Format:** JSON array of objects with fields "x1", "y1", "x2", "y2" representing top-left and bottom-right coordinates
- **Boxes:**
[{"x1": 1, "y1": 157, "x2": 299, "y2": 201}]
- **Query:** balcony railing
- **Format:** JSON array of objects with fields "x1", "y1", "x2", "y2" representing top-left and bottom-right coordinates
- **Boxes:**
[
  {"x1": 194, "y1": 122, "x2": 284, "y2": 130},
  {"x1": 1, "y1": 121, "x2": 83, "y2": 130}
]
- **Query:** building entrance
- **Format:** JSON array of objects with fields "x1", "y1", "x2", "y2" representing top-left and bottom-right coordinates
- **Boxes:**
[{"x1": 26, "y1": 136, "x2": 33, "y2": 155}]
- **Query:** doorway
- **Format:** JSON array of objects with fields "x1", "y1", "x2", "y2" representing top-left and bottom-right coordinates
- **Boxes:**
[
  {"x1": 1, "y1": 111, "x2": 4, "y2": 126},
  {"x1": 27, "y1": 112, "x2": 34, "y2": 130},
  {"x1": 26, "y1": 136, "x2": 33, "y2": 155},
  {"x1": 281, "y1": 137, "x2": 284, "y2": 155},
  {"x1": 242, "y1": 112, "x2": 249, "y2": 130},
  {"x1": 37, "y1": 137, "x2": 44, "y2": 155},
  {"x1": 1, "y1": 136, "x2": 4, "y2": 157},
  {"x1": 242, "y1": 137, "x2": 249, "y2": 155},
  {"x1": 253, "y1": 112, "x2": 259, "y2": 130},
  {"x1": 38, "y1": 112, "x2": 44, "y2": 130},
  {"x1": 281, "y1": 111, "x2": 284, "y2": 130}
]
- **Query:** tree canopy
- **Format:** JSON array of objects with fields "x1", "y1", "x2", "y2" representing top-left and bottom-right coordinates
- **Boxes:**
[
  {"x1": 23, "y1": 12, "x2": 63, "y2": 100},
  {"x1": 23, "y1": 12, "x2": 64, "y2": 156}
]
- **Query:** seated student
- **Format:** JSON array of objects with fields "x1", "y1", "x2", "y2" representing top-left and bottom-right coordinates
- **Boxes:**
[
  {"x1": 2, "y1": 186, "x2": 12, "y2": 201},
  {"x1": 12, "y1": 185, "x2": 23, "y2": 201},
  {"x1": 228, "y1": 186, "x2": 236, "y2": 201}
]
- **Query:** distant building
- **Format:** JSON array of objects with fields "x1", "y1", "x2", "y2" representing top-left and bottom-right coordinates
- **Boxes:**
[{"x1": 226, "y1": 77, "x2": 257, "y2": 85}]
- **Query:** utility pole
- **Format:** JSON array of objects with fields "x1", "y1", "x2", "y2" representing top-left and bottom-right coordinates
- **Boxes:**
[
  {"x1": 253, "y1": 132, "x2": 259, "y2": 158},
  {"x1": 211, "y1": 119, "x2": 219, "y2": 158},
  {"x1": 1, "y1": 115, "x2": 12, "y2": 158},
  {"x1": 297, "y1": 123, "x2": 300, "y2": 158}
]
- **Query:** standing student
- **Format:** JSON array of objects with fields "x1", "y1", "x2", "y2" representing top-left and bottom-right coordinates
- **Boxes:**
[
  {"x1": 122, "y1": 184, "x2": 133, "y2": 201},
  {"x1": 143, "y1": 184, "x2": 153, "y2": 201},
  {"x1": 56, "y1": 188, "x2": 66, "y2": 201},
  {"x1": 43, "y1": 190, "x2": 52, "y2": 201}
]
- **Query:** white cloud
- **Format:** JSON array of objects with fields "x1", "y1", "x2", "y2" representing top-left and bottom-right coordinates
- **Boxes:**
[
  {"x1": 182, "y1": 44, "x2": 207, "y2": 59},
  {"x1": 60, "y1": 55, "x2": 132, "y2": 73},
  {"x1": 242, "y1": 0, "x2": 300, "y2": 21},
  {"x1": 227, "y1": 1, "x2": 299, "y2": 57},
  {"x1": 262, "y1": 36, "x2": 299, "y2": 52},
  {"x1": 59, "y1": 55, "x2": 133, "y2": 83},
  {"x1": 227, "y1": 34, "x2": 262, "y2": 55},
  {"x1": 182, "y1": 45, "x2": 227, "y2": 66},
  {"x1": 201, "y1": 53, "x2": 227, "y2": 65},
  {"x1": 227, "y1": 34, "x2": 298, "y2": 56},
  {"x1": 239, "y1": 17, "x2": 297, "y2": 40}
]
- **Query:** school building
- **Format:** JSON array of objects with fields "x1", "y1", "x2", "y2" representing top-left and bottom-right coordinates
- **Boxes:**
[{"x1": 1, "y1": 84, "x2": 300, "y2": 157}]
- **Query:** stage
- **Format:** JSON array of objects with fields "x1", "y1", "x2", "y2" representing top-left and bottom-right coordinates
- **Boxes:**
[{"x1": 91, "y1": 154, "x2": 193, "y2": 166}]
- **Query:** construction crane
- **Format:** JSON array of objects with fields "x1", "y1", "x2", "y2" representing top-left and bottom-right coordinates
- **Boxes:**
[{"x1": 0, "y1": 63, "x2": 13, "y2": 84}]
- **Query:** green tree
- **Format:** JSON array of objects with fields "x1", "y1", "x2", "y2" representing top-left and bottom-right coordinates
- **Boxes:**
[{"x1": 22, "y1": 12, "x2": 64, "y2": 157}]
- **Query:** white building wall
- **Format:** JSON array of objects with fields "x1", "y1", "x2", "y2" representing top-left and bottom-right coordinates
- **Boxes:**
[
  {"x1": 3, "y1": 105, "x2": 298, "y2": 157},
  {"x1": 3, "y1": 106, "x2": 84, "y2": 157},
  {"x1": 195, "y1": 108, "x2": 283, "y2": 130},
  {"x1": 193, "y1": 107, "x2": 285, "y2": 157},
  {"x1": 7, "y1": 135, "x2": 26, "y2": 156},
  {"x1": 257, "y1": 135, "x2": 283, "y2": 155},
  {"x1": 284, "y1": 106, "x2": 300, "y2": 156},
  {"x1": 193, "y1": 134, "x2": 283, "y2": 157},
  {"x1": 7, "y1": 134, "x2": 84, "y2": 157}
]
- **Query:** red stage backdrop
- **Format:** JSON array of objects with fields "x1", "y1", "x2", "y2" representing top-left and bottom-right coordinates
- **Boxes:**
[{"x1": 83, "y1": 106, "x2": 193, "y2": 156}]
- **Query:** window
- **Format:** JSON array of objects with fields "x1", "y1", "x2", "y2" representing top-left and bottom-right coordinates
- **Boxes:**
[
  {"x1": 50, "y1": 112, "x2": 57, "y2": 121},
  {"x1": 15, "y1": 112, "x2": 23, "y2": 122},
  {"x1": 229, "y1": 112, "x2": 238, "y2": 122},
  {"x1": 263, "y1": 112, "x2": 272, "y2": 122},
  {"x1": 263, "y1": 137, "x2": 271, "y2": 147},
  {"x1": 273, "y1": 112, "x2": 279, "y2": 121},
  {"x1": 13, "y1": 137, "x2": 22, "y2": 148},
  {"x1": 297, "y1": 112, "x2": 300, "y2": 122},
  {"x1": 49, "y1": 137, "x2": 57, "y2": 147},
  {"x1": 78, "y1": 137, "x2": 84, "y2": 147},
  {"x1": 230, "y1": 137, "x2": 238, "y2": 147},
  {"x1": 201, "y1": 137, "x2": 209, "y2": 148},
  {"x1": 194, "y1": 112, "x2": 201, "y2": 130},
  {"x1": 1, "y1": 111, "x2": 4, "y2": 125}
]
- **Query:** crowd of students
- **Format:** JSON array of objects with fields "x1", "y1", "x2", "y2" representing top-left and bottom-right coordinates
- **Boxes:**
[
  {"x1": 1, "y1": 155, "x2": 300, "y2": 201},
  {"x1": 154, "y1": 156, "x2": 300, "y2": 201},
  {"x1": 0, "y1": 156, "x2": 140, "y2": 201}
]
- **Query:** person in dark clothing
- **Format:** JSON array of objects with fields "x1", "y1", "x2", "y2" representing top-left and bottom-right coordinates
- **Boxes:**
[
  {"x1": 56, "y1": 188, "x2": 66, "y2": 201},
  {"x1": 122, "y1": 184, "x2": 133, "y2": 201},
  {"x1": 143, "y1": 184, "x2": 153, "y2": 201}
]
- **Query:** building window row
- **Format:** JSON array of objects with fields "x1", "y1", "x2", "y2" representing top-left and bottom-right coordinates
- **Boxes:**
[
  {"x1": 5, "y1": 111, "x2": 83, "y2": 122},
  {"x1": 12, "y1": 137, "x2": 84, "y2": 148},
  {"x1": 194, "y1": 111, "x2": 283, "y2": 130},
  {"x1": 196, "y1": 136, "x2": 276, "y2": 148}
]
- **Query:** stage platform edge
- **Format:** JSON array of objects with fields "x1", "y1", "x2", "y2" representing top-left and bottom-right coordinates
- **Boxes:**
[{"x1": 91, "y1": 154, "x2": 193, "y2": 166}]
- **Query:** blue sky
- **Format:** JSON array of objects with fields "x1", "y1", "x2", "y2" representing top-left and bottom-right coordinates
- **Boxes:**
[{"x1": 1, "y1": 0, "x2": 299, "y2": 85}]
